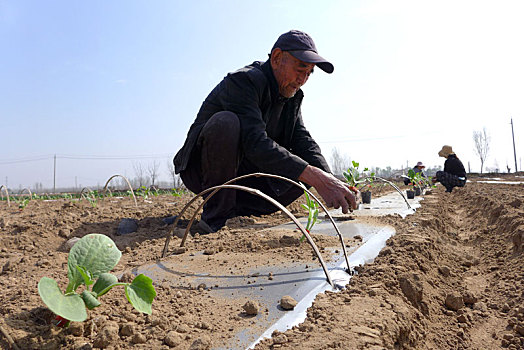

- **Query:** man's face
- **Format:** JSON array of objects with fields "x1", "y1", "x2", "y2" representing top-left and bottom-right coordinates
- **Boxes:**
[{"x1": 271, "y1": 49, "x2": 315, "y2": 98}]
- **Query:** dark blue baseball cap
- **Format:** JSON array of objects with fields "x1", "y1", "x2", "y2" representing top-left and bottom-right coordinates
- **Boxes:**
[{"x1": 271, "y1": 30, "x2": 334, "y2": 74}]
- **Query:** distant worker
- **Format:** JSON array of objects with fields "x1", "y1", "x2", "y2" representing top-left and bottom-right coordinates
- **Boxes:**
[
  {"x1": 174, "y1": 30, "x2": 358, "y2": 233},
  {"x1": 403, "y1": 161, "x2": 426, "y2": 185},
  {"x1": 433, "y1": 145, "x2": 467, "y2": 193}
]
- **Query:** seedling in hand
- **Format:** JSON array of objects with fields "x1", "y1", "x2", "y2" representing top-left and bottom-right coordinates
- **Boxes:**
[
  {"x1": 300, "y1": 190, "x2": 320, "y2": 242},
  {"x1": 38, "y1": 234, "x2": 156, "y2": 327},
  {"x1": 343, "y1": 161, "x2": 375, "y2": 190}
]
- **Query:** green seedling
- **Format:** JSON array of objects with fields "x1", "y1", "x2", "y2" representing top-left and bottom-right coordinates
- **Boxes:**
[
  {"x1": 17, "y1": 198, "x2": 30, "y2": 210},
  {"x1": 85, "y1": 193, "x2": 97, "y2": 208},
  {"x1": 300, "y1": 190, "x2": 320, "y2": 242},
  {"x1": 171, "y1": 188, "x2": 181, "y2": 197},
  {"x1": 136, "y1": 186, "x2": 151, "y2": 200},
  {"x1": 38, "y1": 234, "x2": 156, "y2": 327},
  {"x1": 151, "y1": 187, "x2": 160, "y2": 197},
  {"x1": 343, "y1": 161, "x2": 375, "y2": 190},
  {"x1": 407, "y1": 169, "x2": 424, "y2": 189},
  {"x1": 426, "y1": 176, "x2": 437, "y2": 188}
]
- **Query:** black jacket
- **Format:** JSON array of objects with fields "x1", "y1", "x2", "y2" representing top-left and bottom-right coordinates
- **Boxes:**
[
  {"x1": 444, "y1": 154, "x2": 467, "y2": 178},
  {"x1": 174, "y1": 60, "x2": 330, "y2": 180}
]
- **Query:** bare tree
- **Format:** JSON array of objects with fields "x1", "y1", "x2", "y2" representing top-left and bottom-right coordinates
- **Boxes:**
[
  {"x1": 473, "y1": 127, "x2": 490, "y2": 174},
  {"x1": 330, "y1": 147, "x2": 352, "y2": 176},
  {"x1": 133, "y1": 162, "x2": 147, "y2": 188},
  {"x1": 166, "y1": 160, "x2": 182, "y2": 188},
  {"x1": 146, "y1": 161, "x2": 160, "y2": 187}
]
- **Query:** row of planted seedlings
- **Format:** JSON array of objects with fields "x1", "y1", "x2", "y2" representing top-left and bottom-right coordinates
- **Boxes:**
[
  {"x1": 0, "y1": 176, "x2": 186, "y2": 210},
  {"x1": 343, "y1": 161, "x2": 412, "y2": 208},
  {"x1": 404, "y1": 169, "x2": 436, "y2": 199}
]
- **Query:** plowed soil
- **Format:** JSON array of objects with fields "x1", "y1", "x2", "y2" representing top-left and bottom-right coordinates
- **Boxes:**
[{"x1": 1, "y1": 176, "x2": 523, "y2": 350}]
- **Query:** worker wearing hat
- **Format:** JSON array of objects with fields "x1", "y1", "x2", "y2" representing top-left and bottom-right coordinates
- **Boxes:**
[
  {"x1": 404, "y1": 161, "x2": 427, "y2": 185},
  {"x1": 174, "y1": 30, "x2": 358, "y2": 233},
  {"x1": 433, "y1": 145, "x2": 467, "y2": 192}
]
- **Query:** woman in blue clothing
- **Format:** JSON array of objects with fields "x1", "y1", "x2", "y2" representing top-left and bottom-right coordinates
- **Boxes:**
[{"x1": 433, "y1": 145, "x2": 467, "y2": 193}]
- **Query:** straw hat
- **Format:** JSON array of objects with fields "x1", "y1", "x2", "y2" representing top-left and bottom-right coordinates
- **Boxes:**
[
  {"x1": 438, "y1": 145, "x2": 455, "y2": 158},
  {"x1": 415, "y1": 161, "x2": 425, "y2": 168}
]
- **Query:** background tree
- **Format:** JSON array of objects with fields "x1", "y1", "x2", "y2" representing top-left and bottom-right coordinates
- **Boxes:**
[
  {"x1": 132, "y1": 162, "x2": 147, "y2": 188},
  {"x1": 330, "y1": 147, "x2": 351, "y2": 177},
  {"x1": 473, "y1": 127, "x2": 490, "y2": 174},
  {"x1": 166, "y1": 160, "x2": 182, "y2": 188},
  {"x1": 146, "y1": 161, "x2": 160, "y2": 187}
]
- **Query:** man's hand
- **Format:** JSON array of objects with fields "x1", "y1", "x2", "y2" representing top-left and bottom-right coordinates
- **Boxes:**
[{"x1": 298, "y1": 165, "x2": 359, "y2": 214}]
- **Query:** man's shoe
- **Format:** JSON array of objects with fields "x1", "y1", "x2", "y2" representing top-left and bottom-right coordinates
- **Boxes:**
[
  {"x1": 162, "y1": 215, "x2": 178, "y2": 226},
  {"x1": 194, "y1": 219, "x2": 218, "y2": 234}
]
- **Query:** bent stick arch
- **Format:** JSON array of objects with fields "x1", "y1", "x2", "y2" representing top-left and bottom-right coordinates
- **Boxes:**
[
  {"x1": 0, "y1": 185, "x2": 10, "y2": 207},
  {"x1": 208, "y1": 172, "x2": 352, "y2": 273},
  {"x1": 19, "y1": 188, "x2": 32, "y2": 198},
  {"x1": 102, "y1": 174, "x2": 137, "y2": 208},
  {"x1": 162, "y1": 172, "x2": 353, "y2": 274},
  {"x1": 162, "y1": 183, "x2": 334, "y2": 287}
]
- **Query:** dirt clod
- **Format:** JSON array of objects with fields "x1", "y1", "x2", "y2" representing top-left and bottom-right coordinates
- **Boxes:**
[
  {"x1": 445, "y1": 293, "x2": 464, "y2": 311},
  {"x1": 280, "y1": 295, "x2": 298, "y2": 310},
  {"x1": 243, "y1": 300, "x2": 260, "y2": 315}
]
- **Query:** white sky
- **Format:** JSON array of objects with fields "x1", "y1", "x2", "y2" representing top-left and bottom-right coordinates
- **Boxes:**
[{"x1": 1, "y1": 0, "x2": 523, "y2": 189}]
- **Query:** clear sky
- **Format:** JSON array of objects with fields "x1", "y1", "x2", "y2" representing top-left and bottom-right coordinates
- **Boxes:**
[{"x1": 1, "y1": 0, "x2": 523, "y2": 190}]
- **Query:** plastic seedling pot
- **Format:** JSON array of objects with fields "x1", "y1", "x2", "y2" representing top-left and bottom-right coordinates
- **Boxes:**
[{"x1": 361, "y1": 191, "x2": 372, "y2": 204}]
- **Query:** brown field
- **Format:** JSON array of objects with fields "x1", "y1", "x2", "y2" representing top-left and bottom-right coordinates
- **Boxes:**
[{"x1": 1, "y1": 176, "x2": 523, "y2": 349}]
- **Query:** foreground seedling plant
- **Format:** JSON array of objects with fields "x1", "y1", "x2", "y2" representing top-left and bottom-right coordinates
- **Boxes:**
[
  {"x1": 343, "y1": 161, "x2": 375, "y2": 190},
  {"x1": 300, "y1": 189, "x2": 320, "y2": 242},
  {"x1": 38, "y1": 234, "x2": 156, "y2": 327}
]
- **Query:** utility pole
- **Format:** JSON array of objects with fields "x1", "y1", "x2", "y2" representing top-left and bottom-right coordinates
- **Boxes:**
[
  {"x1": 53, "y1": 154, "x2": 56, "y2": 193},
  {"x1": 511, "y1": 118, "x2": 518, "y2": 172}
]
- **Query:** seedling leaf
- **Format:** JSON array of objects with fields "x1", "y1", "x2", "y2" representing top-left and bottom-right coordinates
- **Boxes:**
[
  {"x1": 76, "y1": 265, "x2": 94, "y2": 288},
  {"x1": 92, "y1": 273, "x2": 119, "y2": 297},
  {"x1": 38, "y1": 277, "x2": 88, "y2": 322},
  {"x1": 81, "y1": 290, "x2": 101, "y2": 310},
  {"x1": 125, "y1": 274, "x2": 156, "y2": 315},
  {"x1": 67, "y1": 234, "x2": 122, "y2": 292}
]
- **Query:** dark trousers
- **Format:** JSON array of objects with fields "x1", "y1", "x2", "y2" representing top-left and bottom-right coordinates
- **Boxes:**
[
  {"x1": 436, "y1": 171, "x2": 466, "y2": 193},
  {"x1": 180, "y1": 111, "x2": 304, "y2": 227}
]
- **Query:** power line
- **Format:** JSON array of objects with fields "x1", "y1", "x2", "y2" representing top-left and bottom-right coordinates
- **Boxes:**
[
  {"x1": 0, "y1": 153, "x2": 173, "y2": 164},
  {"x1": 0, "y1": 155, "x2": 54, "y2": 165},
  {"x1": 58, "y1": 153, "x2": 172, "y2": 159}
]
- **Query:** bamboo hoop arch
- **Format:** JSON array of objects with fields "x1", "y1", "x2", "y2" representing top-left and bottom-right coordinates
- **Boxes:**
[
  {"x1": 168, "y1": 172, "x2": 352, "y2": 274},
  {"x1": 161, "y1": 173, "x2": 354, "y2": 273},
  {"x1": 102, "y1": 174, "x2": 137, "y2": 208},
  {"x1": 0, "y1": 185, "x2": 10, "y2": 207},
  {"x1": 80, "y1": 187, "x2": 94, "y2": 199},
  {"x1": 162, "y1": 183, "x2": 334, "y2": 287},
  {"x1": 19, "y1": 187, "x2": 32, "y2": 198},
  {"x1": 161, "y1": 172, "x2": 370, "y2": 284}
]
